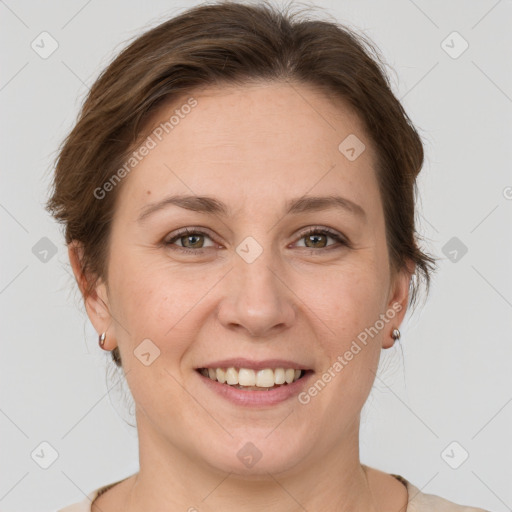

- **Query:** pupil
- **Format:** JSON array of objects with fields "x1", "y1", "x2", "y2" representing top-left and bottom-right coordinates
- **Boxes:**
[
  {"x1": 307, "y1": 234, "x2": 325, "y2": 248},
  {"x1": 185, "y1": 235, "x2": 201, "y2": 247}
]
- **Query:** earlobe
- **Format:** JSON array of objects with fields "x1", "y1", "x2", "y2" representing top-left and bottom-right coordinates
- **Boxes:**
[{"x1": 383, "y1": 264, "x2": 414, "y2": 349}]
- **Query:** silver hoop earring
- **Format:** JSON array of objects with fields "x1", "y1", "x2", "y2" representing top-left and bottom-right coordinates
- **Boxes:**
[
  {"x1": 98, "y1": 332, "x2": 107, "y2": 349},
  {"x1": 391, "y1": 328, "x2": 401, "y2": 341}
]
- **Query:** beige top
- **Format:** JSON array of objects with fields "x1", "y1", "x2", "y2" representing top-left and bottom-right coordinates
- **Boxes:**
[{"x1": 57, "y1": 472, "x2": 491, "y2": 512}]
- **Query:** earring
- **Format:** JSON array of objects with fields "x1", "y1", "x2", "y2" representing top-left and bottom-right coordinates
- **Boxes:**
[
  {"x1": 391, "y1": 328, "x2": 401, "y2": 341},
  {"x1": 98, "y1": 332, "x2": 107, "y2": 349}
]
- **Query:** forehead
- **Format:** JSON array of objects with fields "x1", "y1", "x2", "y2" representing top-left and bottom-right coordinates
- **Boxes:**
[
  {"x1": 117, "y1": 81, "x2": 380, "y2": 219},
  {"x1": 155, "y1": 81, "x2": 372, "y2": 159}
]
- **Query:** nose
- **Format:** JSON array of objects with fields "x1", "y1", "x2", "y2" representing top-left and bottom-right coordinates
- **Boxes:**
[{"x1": 216, "y1": 256, "x2": 297, "y2": 339}]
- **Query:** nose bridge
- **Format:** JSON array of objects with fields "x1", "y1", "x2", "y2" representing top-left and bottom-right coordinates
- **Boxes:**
[
  {"x1": 238, "y1": 247, "x2": 278, "y2": 297},
  {"x1": 218, "y1": 233, "x2": 296, "y2": 337},
  {"x1": 235, "y1": 235, "x2": 282, "y2": 309}
]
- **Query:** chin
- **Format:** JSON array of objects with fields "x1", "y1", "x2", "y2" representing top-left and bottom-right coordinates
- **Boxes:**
[{"x1": 198, "y1": 431, "x2": 309, "y2": 478}]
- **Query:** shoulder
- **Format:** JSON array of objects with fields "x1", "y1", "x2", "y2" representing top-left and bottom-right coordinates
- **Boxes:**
[
  {"x1": 55, "y1": 489, "x2": 98, "y2": 512},
  {"x1": 56, "y1": 476, "x2": 131, "y2": 512},
  {"x1": 401, "y1": 478, "x2": 491, "y2": 512}
]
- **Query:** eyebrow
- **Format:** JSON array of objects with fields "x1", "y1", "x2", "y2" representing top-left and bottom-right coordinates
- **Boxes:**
[{"x1": 137, "y1": 194, "x2": 366, "y2": 223}]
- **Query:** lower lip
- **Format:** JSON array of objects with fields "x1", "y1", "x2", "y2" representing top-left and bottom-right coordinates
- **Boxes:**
[{"x1": 196, "y1": 370, "x2": 314, "y2": 407}]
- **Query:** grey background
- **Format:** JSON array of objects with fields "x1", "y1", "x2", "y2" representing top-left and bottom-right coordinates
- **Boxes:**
[{"x1": 1, "y1": 1, "x2": 511, "y2": 511}]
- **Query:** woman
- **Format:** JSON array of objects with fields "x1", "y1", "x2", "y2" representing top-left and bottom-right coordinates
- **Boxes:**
[{"x1": 48, "y1": 2, "x2": 490, "y2": 511}]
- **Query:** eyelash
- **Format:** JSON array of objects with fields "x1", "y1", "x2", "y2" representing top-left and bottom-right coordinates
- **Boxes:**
[{"x1": 163, "y1": 226, "x2": 349, "y2": 255}]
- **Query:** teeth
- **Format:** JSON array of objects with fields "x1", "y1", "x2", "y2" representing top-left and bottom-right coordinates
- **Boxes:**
[
  {"x1": 238, "y1": 368, "x2": 256, "y2": 386},
  {"x1": 256, "y1": 369, "x2": 274, "y2": 387},
  {"x1": 274, "y1": 368, "x2": 285, "y2": 384},
  {"x1": 199, "y1": 366, "x2": 305, "y2": 388},
  {"x1": 216, "y1": 368, "x2": 226, "y2": 384},
  {"x1": 225, "y1": 367, "x2": 238, "y2": 385}
]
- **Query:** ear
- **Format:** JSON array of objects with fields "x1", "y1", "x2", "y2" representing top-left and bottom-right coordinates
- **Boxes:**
[
  {"x1": 382, "y1": 260, "x2": 415, "y2": 349},
  {"x1": 68, "y1": 240, "x2": 113, "y2": 348}
]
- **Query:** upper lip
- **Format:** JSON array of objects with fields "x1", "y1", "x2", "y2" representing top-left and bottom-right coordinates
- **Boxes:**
[{"x1": 196, "y1": 358, "x2": 313, "y2": 371}]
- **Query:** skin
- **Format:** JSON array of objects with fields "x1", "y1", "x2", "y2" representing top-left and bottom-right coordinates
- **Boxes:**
[{"x1": 70, "y1": 81, "x2": 413, "y2": 512}]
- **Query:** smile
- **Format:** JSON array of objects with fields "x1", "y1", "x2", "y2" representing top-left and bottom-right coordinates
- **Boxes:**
[{"x1": 197, "y1": 367, "x2": 306, "y2": 390}]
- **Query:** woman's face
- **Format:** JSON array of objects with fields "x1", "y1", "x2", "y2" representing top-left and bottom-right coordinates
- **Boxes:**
[{"x1": 81, "y1": 82, "x2": 410, "y2": 477}]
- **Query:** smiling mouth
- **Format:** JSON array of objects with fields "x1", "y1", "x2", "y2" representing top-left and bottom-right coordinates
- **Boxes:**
[{"x1": 195, "y1": 367, "x2": 311, "y2": 390}]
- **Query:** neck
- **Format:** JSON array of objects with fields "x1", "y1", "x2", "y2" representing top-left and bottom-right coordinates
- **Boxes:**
[{"x1": 124, "y1": 414, "x2": 380, "y2": 512}]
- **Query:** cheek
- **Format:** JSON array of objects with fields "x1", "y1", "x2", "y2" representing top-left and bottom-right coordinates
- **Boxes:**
[
  {"x1": 321, "y1": 261, "x2": 386, "y2": 332},
  {"x1": 314, "y1": 278, "x2": 383, "y2": 415},
  {"x1": 107, "y1": 252, "x2": 215, "y2": 366},
  {"x1": 107, "y1": 255, "x2": 174, "y2": 339},
  {"x1": 109, "y1": 245, "x2": 180, "y2": 319},
  {"x1": 315, "y1": 261, "x2": 386, "y2": 388}
]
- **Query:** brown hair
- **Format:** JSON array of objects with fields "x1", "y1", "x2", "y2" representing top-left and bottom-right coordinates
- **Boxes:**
[{"x1": 46, "y1": 0, "x2": 436, "y2": 368}]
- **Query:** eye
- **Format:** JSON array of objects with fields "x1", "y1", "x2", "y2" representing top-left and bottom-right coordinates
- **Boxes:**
[
  {"x1": 164, "y1": 227, "x2": 216, "y2": 254},
  {"x1": 164, "y1": 226, "x2": 349, "y2": 255},
  {"x1": 294, "y1": 226, "x2": 348, "y2": 252}
]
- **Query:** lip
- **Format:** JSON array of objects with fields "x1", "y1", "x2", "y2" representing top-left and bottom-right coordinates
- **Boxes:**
[
  {"x1": 195, "y1": 358, "x2": 312, "y2": 371},
  {"x1": 196, "y1": 368, "x2": 314, "y2": 407}
]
